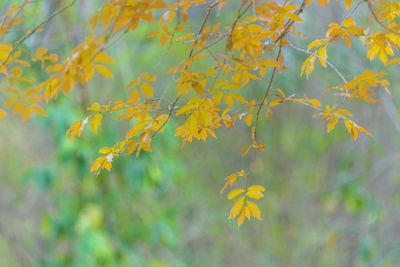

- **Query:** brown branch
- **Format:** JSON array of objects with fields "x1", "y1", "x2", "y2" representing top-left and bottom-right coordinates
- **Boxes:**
[
  {"x1": 152, "y1": 0, "x2": 219, "y2": 138},
  {"x1": 365, "y1": 0, "x2": 399, "y2": 35},
  {"x1": 274, "y1": 0, "x2": 306, "y2": 43},
  {"x1": 253, "y1": 42, "x2": 282, "y2": 142}
]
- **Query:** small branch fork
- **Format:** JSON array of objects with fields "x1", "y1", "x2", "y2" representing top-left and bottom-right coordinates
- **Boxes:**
[
  {"x1": 253, "y1": 41, "x2": 282, "y2": 143},
  {"x1": 253, "y1": 0, "x2": 307, "y2": 143},
  {"x1": 286, "y1": 39, "x2": 348, "y2": 84},
  {"x1": 152, "y1": 0, "x2": 220, "y2": 138}
]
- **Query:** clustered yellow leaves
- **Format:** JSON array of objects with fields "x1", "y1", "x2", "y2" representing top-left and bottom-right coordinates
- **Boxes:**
[
  {"x1": 1, "y1": 0, "x2": 399, "y2": 227},
  {"x1": 221, "y1": 170, "x2": 265, "y2": 226}
]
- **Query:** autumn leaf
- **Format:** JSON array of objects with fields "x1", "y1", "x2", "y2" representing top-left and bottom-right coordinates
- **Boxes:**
[
  {"x1": 229, "y1": 196, "x2": 245, "y2": 219},
  {"x1": 141, "y1": 83, "x2": 154, "y2": 97},
  {"x1": 91, "y1": 113, "x2": 102, "y2": 133},
  {"x1": 246, "y1": 201, "x2": 261, "y2": 220},
  {"x1": 228, "y1": 188, "x2": 245, "y2": 200},
  {"x1": 95, "y1": 65, "x2": 113, "y2": 78},
  {"x1": 327, "y1": 116, "x2": 339, "y2": 133}
]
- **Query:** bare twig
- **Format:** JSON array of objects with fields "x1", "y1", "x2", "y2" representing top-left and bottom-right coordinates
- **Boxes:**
[{"x1": 286, "y1": 39, "x2": 348, "y2": 84}]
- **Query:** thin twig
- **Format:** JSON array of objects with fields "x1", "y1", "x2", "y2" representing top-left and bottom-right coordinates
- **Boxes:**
[
  {"x1": 253, "y1": 42, "x2": 282, "y2": 142},
  {"x1": 0, "y1": 0, "x2": 76, "y2": 69},
  {"x1": 286, "y1": 39, "x2": 348, "y2": 84}
]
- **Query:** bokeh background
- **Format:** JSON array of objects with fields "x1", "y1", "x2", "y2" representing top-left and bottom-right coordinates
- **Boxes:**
[{"x1": 0, "y1": 0, "x2": 400, "y2": 266}]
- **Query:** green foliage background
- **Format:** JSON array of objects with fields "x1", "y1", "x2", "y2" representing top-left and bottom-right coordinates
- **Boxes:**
[{"x1": 0, "y1": 1, "x2": 400, "y2": 266}]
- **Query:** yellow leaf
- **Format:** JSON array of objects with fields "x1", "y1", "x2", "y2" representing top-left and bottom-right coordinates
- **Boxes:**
[
  {"x1": 242, "y1": 145, "x2": 252, "y2": 156},
  {"x1": 224, "y1": 94, "x2": 233, "y2": 108},
  {"x1": 12, "y1": 102, "x2": 25, "y2": 114},
  {"x1": 286, "y1": 13, "x2": 303, "y2": 22},
  {"x1": 4, "y1": 97, "x2": 17, "y2": 109},
  {"x1": 31, "y1": 105, "x2": 47, "y2": 116},
  {"x1": 244, "y1": 206, "x2": 251, "y2": 220},
  {"x1": 343, "y1": 35, "x2": 352, "y2": 48},
  {"x1": 245, "y1": 114, "x2": 252, "y2": 126},
  {"x1": 99, "y1": 147, "x2": 113, "y2": 154},
  {"x1": 36, "y1": 48, "x2": 47, "y2": 59},
  {"x1": 336, "y1": 109, "x2": 352, "y2": 116},
  {"x1": 357, "y1": 125, "x2": 372, "y2": 136},
  {"x1": 269, "y1": 99, "x2": 283, "y2": 107},
  {"x1": 345, "y1": 0, "x2": 352, "y2": 9},
  {"x1": 317, "y1": 0, "x2": 326, "y2": 7},
  {"x1": 215, "y1": 79, "x2": 226, "y2": 88},
  {"x1": 125, "y1": 80, "x2": 140, "y2": 90},
  {"x1": 94, "y1": 52, "x2": 115, "y2": 63},
  {"x1": 101, "y1": 4, "x2": 112, "y2": 29},
  {"x1": 91, "y1": 113, "x2": 102, "y2": 133},
  {"x1": 247, "y1": 185, "x2": 265, "y2": 192},
  {"x1": 344, "y1": 119, "x2": 358, "y2": 140},
  {"x1": 95, "y1": 65, "x2": 113, "y2": 78},
  {"x1": 228, "y1": 188, "x2": 245, "y2": 200},
  {"x1": 21, "y1": 107, "x2": 31, "y2": 122},
  {"x1": 141, "y1": 83, "x2": 154, "y2": 97},
  {"x1": 46, "y1": 64, "x2": 63, "y2": 73},
  {"x1": 308, "y1": 99, "x2": 321, "y2": 107},
  {"x1": 327, "y1": 116, "x2": 339, "y2": 133},
  {"x1": 229, "y1": 196, "x2": 245, "y2": 219},
  {"x1": 0, "y1": 109, "x2": 7, "y2": 118},
  {"x1": 246, "y1": 201, "x2": 261, "y2": 220},
  {"x1": 237, "y1": 209, "x2": 246, "y2": 227},
  {"x1": 317, "y1": 46, "x2": 327, "y2": 68},
  {"x1": 276, "y1": 88, "x2": 286, "y2": 98},
  {"x1": 246, "y1": 191, "x2": 264, "y2": 199}
]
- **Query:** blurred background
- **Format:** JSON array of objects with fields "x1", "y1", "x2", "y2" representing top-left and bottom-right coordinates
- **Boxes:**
[{"x1": 0, "y1": 0, "x2": 400, "y2": 266}]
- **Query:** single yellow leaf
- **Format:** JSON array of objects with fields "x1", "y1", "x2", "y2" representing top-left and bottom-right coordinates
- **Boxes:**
[
  {"x1": 12, "y1": 102, "x2": 25, "y2": 114},
  {"x1": 237, "y1": 209, "x2": 246, "y2": 227},
  {"x1": 357, "y1": 125, "x2": 372, "y2": 136},
  {"x1": 228, "y1": 188, "x2": 245, "y2": 200},
  {"x1": 308, "y1": 99, "x2": 321, "y2": 107},
  {"x1": 246, "y1": 191, "x2": 264, "y2": 199},
  {"x1": 269, "y1": 99, "x2": 283, "y2": 107},
  {"x1": 95, "y1": 65, "x2": 113, "y2": 78},
  {"x1": 276, "y1": 88, "x2": 286, "y2": 98},
  {"x1": 21, "y1": 107, "x2": 31, "y2": 122},
  {"x1": 141, "y1": 83, "x2": 154, "y2": 97},
  {"x1": 247, "y1": 185, "x2": 265, "y2": 192},
  {"x1": 327, "y1": 116, "x2": 339, "y2": 133},
  {"x1": 344, "y1": 119, "x2": 358, "y2": 140},
  {"x1": 345, "y1": 0, "x2": 352, "y2": 9},
  {"x1": 229, "y1": 196, "x2": 245, "y2": 219},
  {"x1": 242, "y1": 145, "x2": 252, "y2": 156},
  {"x1": 245, "y1": 114, "x2": 252, "y2": 126},
  {"x1": 244, "y1": 206, "x2": 251, "y2": 220},
  {"x1": 31, "y1": 105, "x2": 47, "y2": 116},
  {"x1": 91, "y1": 113, "x2": 102, "y2": 133},
  {"x1": 94, "y1": 52, "x2": 115, "y2": 63},
  {"x1": 0, "y1": 109, "x2": 7, "y2": 118},
  {"x1": 336, "y1": 109, "x2": 352, "y2": 116}
]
